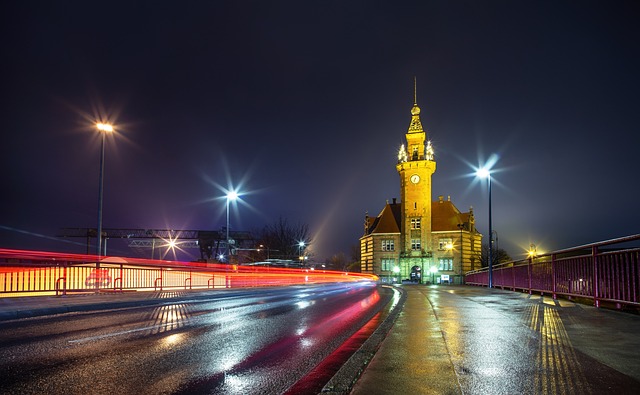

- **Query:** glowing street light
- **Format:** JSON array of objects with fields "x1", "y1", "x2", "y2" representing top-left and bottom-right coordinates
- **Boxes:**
[
  {"x1": 226, "y1": 190, "x2": 239, "y2": 261},
  {"x1": 96, "y1": 122, "x2": 113, "y2": 258},
  {"x1": 476, "y1": 166, "x2": 493, "y2": 288},
  {"x1": 298, "y1": 241, "x2": 306, "y2": 265},
  {"x1": 429, "y1": 265, "x2": 438, "y2": 284},
  {"x1": 528, "y1": 244, "x2": 537, "y2": 259}
]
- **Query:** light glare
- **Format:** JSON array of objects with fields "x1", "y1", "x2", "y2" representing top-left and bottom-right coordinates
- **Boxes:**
[
  {"x1": 476, "y1": 168, "x2": 490, "y2": 178},
  {"x1": 96, "y1": 122, "x2": 113, "y2": 132}
]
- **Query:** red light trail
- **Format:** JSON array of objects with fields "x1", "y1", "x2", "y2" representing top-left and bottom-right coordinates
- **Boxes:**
[{"x1": 0, "y1": 248, "x2": 378, "y2": 295}]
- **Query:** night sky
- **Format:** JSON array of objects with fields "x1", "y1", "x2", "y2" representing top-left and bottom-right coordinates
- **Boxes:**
[{"x1": 2, "y1": 1, "x2": 639, "y2": 262}]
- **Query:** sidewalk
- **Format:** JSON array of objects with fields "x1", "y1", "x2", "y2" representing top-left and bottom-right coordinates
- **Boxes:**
[{"x1": 343, "y1": 285, "x2": 640, "y2": 394}]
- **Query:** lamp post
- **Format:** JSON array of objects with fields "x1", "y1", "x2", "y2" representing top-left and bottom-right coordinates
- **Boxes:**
[
  {"x1": 528, "y1": 244, "x2": 537, "y2": 261},
  {"x1": 298, "y1": 241, "x2": 305, "y2": 265},
  {"x1": 430, "y1": 265, "x2": 438, "y2": 285},
  {"x1": 457, "y1": 223, "x2": 464, "y2": 283},
  {"x1": 476, "y1": 168, "x2": 493, "y2": 288},
  {"x1": 226, "y1": 191, "x2": 238, "y2": 261},
  {"x1": 96, "y1": 122, "x2": 113, "y2": 258}
]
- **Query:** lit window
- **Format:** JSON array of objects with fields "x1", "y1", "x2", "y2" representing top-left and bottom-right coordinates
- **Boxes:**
[
  {"x1": 411, "y1": 239, "x2": 421, "y2": 250},
  {"x1": 381, "y1": 258, "x2": 394, "y2": 271},
  {"x1": 438, "y1": 258, "x2": 453, "y2": 271},
  {"x1": 438, "y1": 238, "x2": 453, "y2": 251},
  {"x1": 381, "y1": 239, "x2": 395, "y2": 251}
]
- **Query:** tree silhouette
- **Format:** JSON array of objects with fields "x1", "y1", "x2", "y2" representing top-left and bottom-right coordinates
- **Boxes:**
[{"x1": 254, "y1": 217, "x2": 311, "y2": 261}]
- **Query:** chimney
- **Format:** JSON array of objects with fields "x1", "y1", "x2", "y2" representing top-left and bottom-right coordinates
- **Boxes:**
[
  {"x1": 438, "y1": 195, "x2": 444, "y2": 203},
  {"x1": 448, "y1": 195, "x2": 451, "y2": 201},
  {"x1": 392, "y1": 198, "x2": 397, "y2": 204}
]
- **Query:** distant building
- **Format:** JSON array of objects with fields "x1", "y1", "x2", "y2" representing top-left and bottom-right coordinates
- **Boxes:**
[{"x1": 360, "y1": 90, "x2": 482, "y2": 284}]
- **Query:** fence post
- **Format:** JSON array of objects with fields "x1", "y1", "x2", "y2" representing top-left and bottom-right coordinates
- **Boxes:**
[
  {"x1": 552, "y1": 253, "x2": 557, "y2": 300},
  {"x1": 593, "y1": 246, "x2": 599, "y2": 307},
  {"x1": 528, "y1": 257, "x2": 532, "y2": 295}
]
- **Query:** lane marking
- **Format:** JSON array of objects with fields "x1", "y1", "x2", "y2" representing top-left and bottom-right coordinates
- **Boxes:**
[{"x1": 68, "y1": 322, "x2": 180, "y2": 344}]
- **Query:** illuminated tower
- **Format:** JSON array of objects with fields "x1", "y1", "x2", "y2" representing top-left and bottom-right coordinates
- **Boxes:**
[{"x1": 395, "y1": 82, "x2": 436, "y2": 276}]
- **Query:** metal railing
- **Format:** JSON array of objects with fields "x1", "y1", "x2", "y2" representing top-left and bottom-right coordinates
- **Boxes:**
[
  {"x1": 0, "y1": 249, "x2": 377, "y2": 296},
  {"x1": 464, "y1": 235, "x2": 640, "y2": 308}
]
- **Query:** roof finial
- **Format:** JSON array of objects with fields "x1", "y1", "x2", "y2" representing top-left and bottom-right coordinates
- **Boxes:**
[{"x1": 413, "y1": 76, "x2": 417, "y2": 105}]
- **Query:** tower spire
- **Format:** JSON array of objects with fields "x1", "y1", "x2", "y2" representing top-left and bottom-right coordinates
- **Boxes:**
[{"x1": 408, "y1": 77, "x2": 423, "y2": 133}]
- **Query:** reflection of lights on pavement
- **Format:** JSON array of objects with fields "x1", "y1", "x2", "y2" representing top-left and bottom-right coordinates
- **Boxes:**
[
  {"x1": 222, "y1": 374, "x2": 250, "y2": 394},
  {"x1": 162, "y1": 333, "x2": 183, "y2": 347},
  {"x1": 218, "y1": 353, "x2": 241, "y2": 371},
  {"x1": 296, "y1": 300, "x2": 311, "y2": 309},
  {"x1": 299, "y1": 338, "x2": 313, "y2": 348},
  {"x1": 478, "y1": 366, "x2": 503, "y2": 377}
]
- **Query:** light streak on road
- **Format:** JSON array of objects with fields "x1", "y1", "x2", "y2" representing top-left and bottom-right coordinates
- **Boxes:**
[{"x1": 0, "y1": 248, "x2": 378, "y2": 295}]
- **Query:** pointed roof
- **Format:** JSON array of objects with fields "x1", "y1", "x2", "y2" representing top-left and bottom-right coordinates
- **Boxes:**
[
  {"x1": 366, "y1": 201, "x2": 401, "y2": 235},
  {"x1": 408, "y1": 77, "x2": 424, "y2": 134},
  {"x1": 407, "y1": 104, "x2": 424, "y2": 133},
  {"x1": 432, "y1": 196, "x2": 470, "y2": 231}
]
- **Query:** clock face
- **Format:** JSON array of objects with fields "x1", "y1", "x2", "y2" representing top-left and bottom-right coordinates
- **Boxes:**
[{"x1": 410, "y1": 174, "x2": 420, "y2": 184}]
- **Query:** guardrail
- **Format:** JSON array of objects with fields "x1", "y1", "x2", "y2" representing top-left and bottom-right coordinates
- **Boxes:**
[
  {"x1": 464, "y1": 235, "x2": 640, "y2": 309},
  {"x1": 0, "y1": 249, "x2": 377, "y2": 296}
]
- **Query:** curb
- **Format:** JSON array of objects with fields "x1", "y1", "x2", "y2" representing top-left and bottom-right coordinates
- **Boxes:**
[
  {"x1": 0, "y1": 296, "x2": 195, "y2": 322},
  {"x1": 321, "y1": 285, "x2": 407, "y2": 394}
]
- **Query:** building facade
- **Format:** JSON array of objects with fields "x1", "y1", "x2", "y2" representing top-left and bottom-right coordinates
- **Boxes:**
[{"x1": 360, "y1": 93, "x2": 482, "y2": 284}]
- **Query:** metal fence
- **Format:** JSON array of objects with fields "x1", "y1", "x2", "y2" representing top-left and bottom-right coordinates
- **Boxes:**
[
  {"x1": 0, "y1": 249, "x2": 377, "y2": 296},
  {"x1": 464, "y1": 235, "x2": 640, "y2": 308}
]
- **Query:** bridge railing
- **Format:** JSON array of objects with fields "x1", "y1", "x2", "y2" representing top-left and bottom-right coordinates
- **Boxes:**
[
  {"x1": 464, "y1": 234, "x2": 640, "y2": 308},
  {"x1": 0, "y1": 249, "x2": 377, "y2": 296}
]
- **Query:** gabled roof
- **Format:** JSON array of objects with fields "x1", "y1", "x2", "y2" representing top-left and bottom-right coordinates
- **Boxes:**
[
  {"x1": 432, "y1": 198, "x2": 469, "y2": 231},
  {"x1": 366, "y1": 202, "x2": 401, "y2": 235}
]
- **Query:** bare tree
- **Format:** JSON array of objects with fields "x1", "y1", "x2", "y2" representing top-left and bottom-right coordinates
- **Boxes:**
[
  {"x1": 255, "y1": 217, "x2": 311, "y2": 261},
  {"x1": 326, "y1": 252, "x2": 348, "y2": 271},
  {"x1": 474, "y1": 244, "x2": 512, "y2": 268}
]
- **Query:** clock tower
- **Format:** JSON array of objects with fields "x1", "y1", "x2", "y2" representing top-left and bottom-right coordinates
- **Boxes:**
[
  {"x1": 360, "y1": 81, "x2": 482, "y2": 283},
  {"x1": 396, "y1": 88, "x2": 436, "y2": 265}
]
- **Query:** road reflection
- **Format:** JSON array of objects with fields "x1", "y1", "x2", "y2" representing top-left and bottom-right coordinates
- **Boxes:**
[
  {"x1": 148, "y1": 303, "x2": 191, "y2": 334},
  {"x1": 526, "y1": 304, "x2": 592, "y2": 394}
]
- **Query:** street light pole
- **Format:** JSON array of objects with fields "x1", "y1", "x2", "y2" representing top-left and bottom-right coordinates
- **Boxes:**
[
  {"x1": 226, "y1": 191, "x2": 238, "y2": 261},
  {"x1": 487, "y1": 172, "x2": 493, "y2": 288},
  {"x1": 477, "y1": 167, "x2": 493, "y2": 288},
  {"x1": 96, "y1": 123, "x2": 113, "y2": 258},
  {"x1": 458, "y1": 223, "x2": 464, "y2": 283},
  {"x1": 298, "y1": 241, "x2": 305, "y2": 265}
]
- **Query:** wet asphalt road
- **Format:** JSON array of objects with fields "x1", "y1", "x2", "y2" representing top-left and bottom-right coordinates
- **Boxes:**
[{"x1": 0, "y1": 282, "x2": 390, "y2": 395}]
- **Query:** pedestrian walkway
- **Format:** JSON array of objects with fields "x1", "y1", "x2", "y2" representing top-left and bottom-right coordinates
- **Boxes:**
[{"x1": 347, "y1": 285, "x2": 640, "y2": 394}]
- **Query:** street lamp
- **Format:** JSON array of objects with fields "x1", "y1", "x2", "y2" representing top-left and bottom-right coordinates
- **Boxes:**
[
  {"x1": 226, "y1": 190, "x2": 238, "y2": 261},
  {"x1": 528, "y1": 244, "x2": 537, "y2": 260},
  {"x1": 476, "y1": 167, "x2": 493, "y2": 288},
  {"x1": 298, "y1": 241, "x2": 305, "y2": 265},
  {"x1": 96, "y1": 122, "x2": 113, "y2": 258},
  {"x1": 457, "y1": 223, "x2": 465, "y2": 280},
  {"x1": 430, "y1": 265, "x2": 438, "y2": 284}
]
